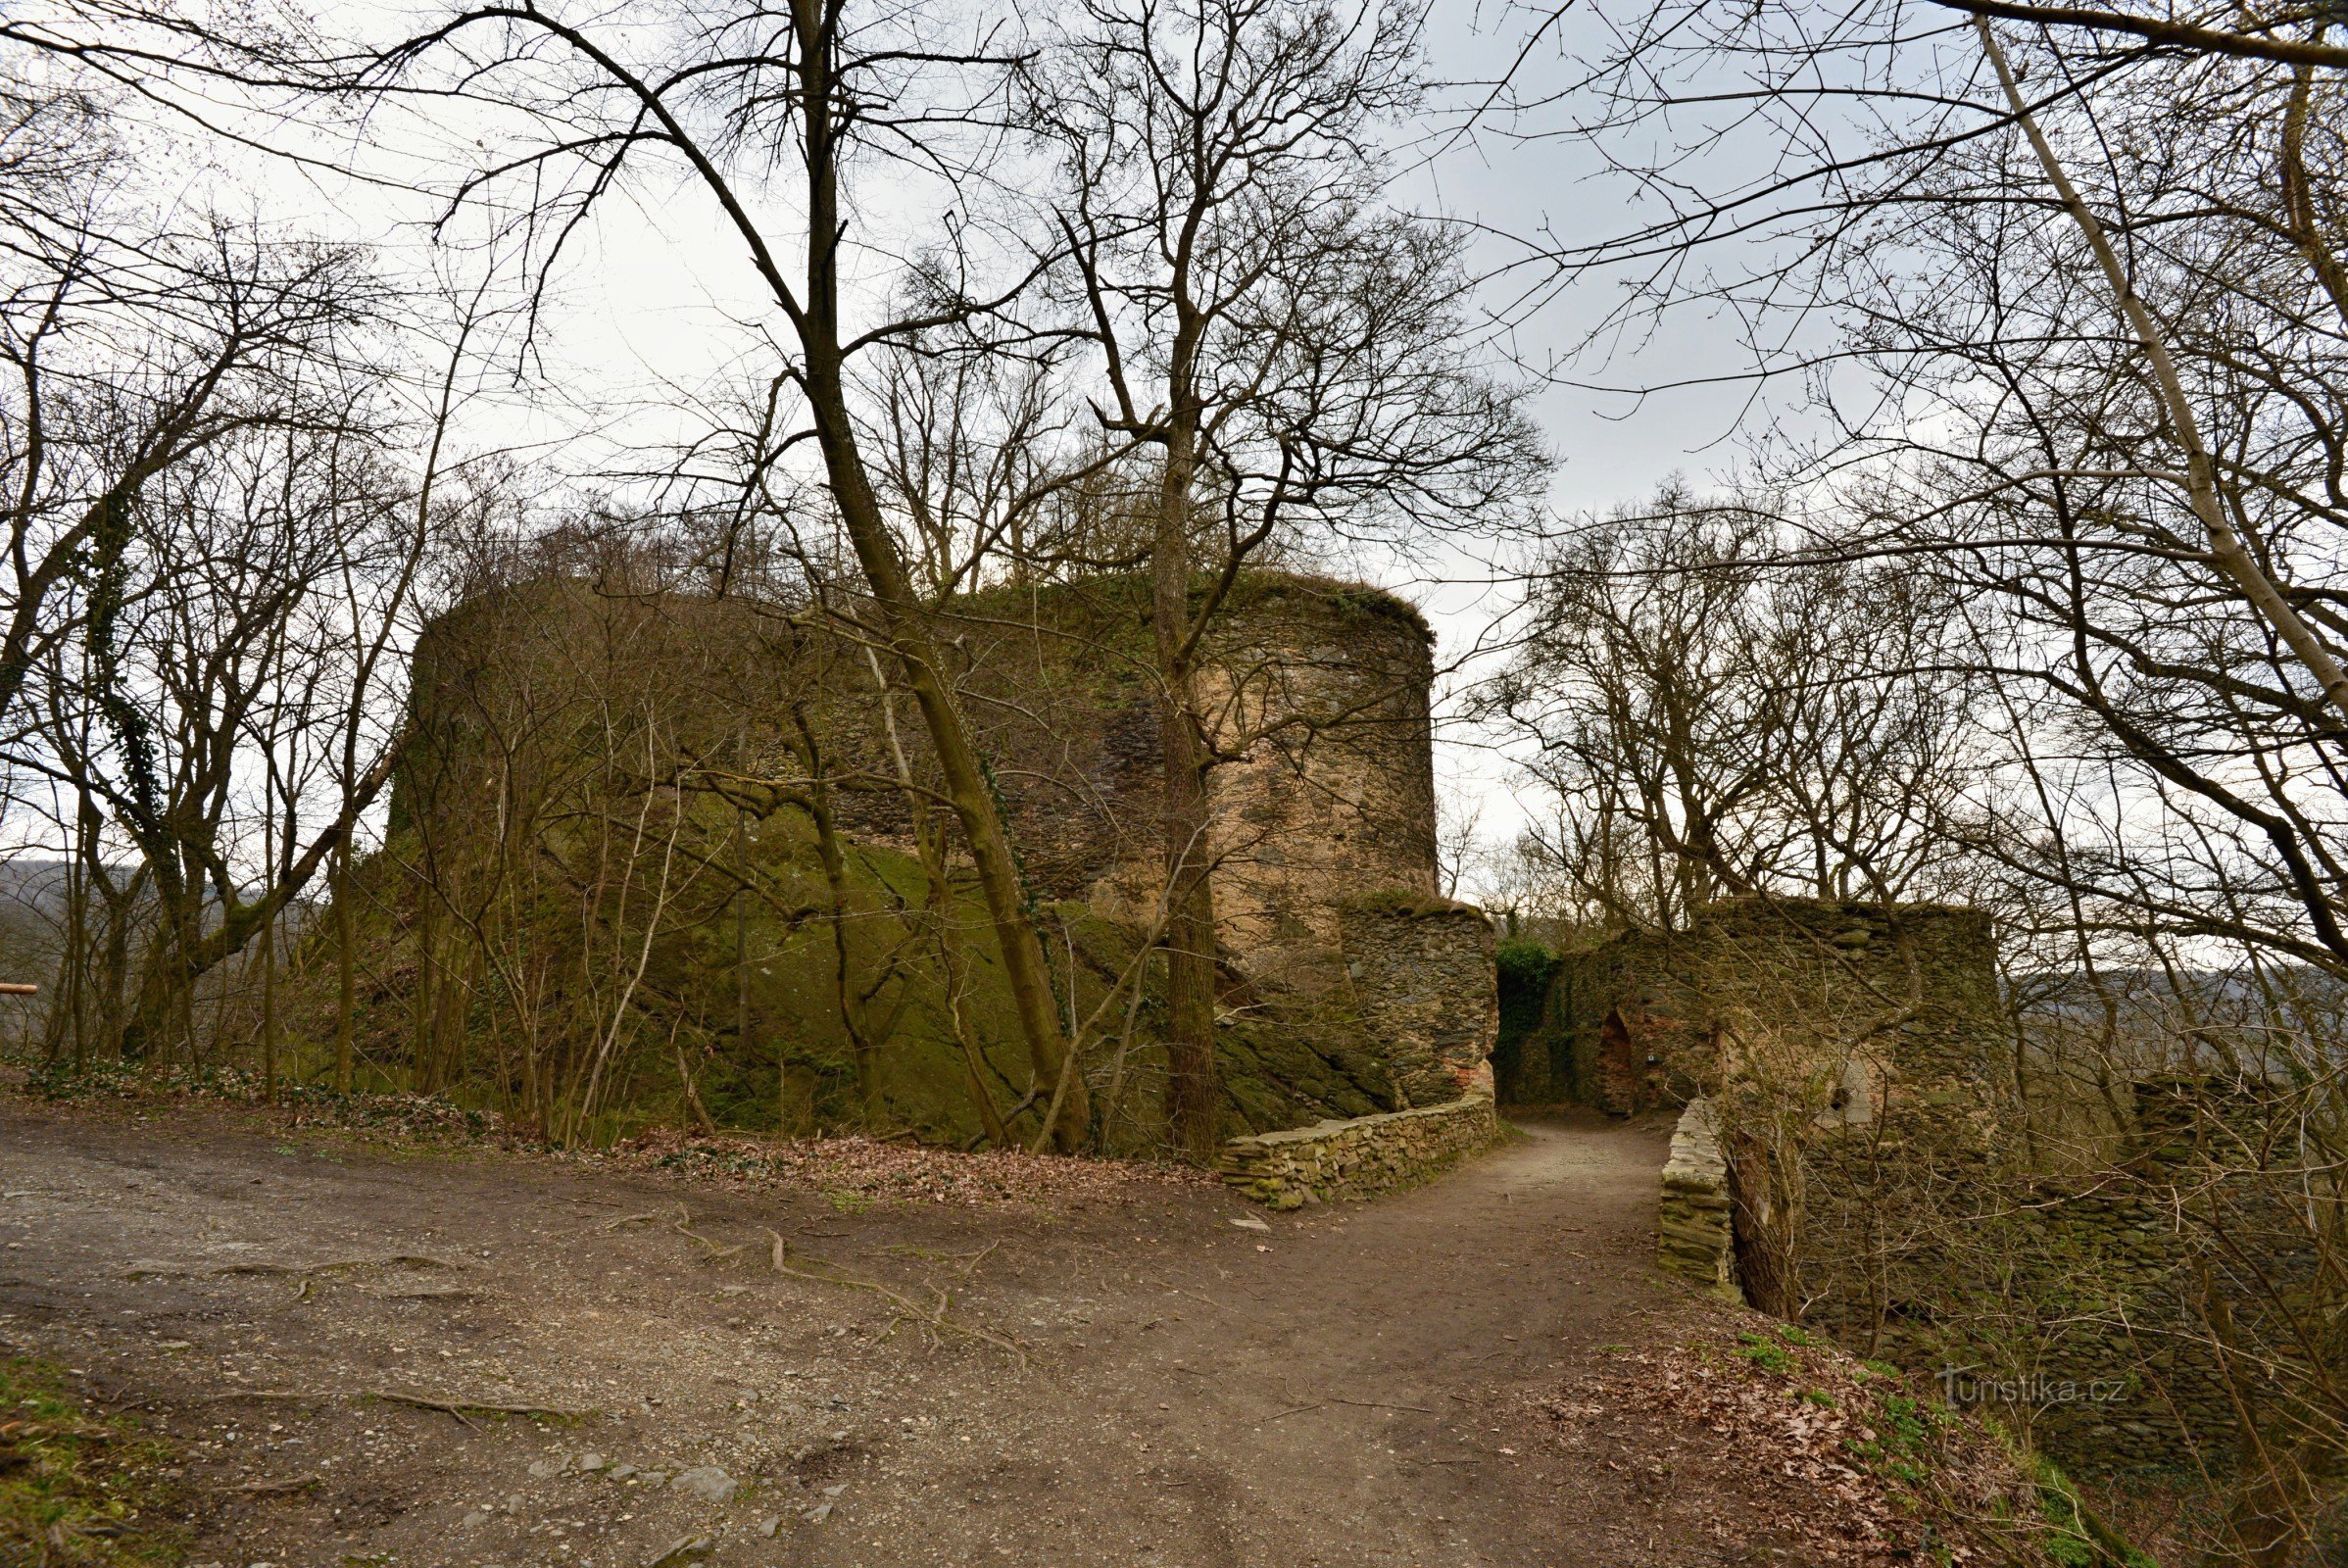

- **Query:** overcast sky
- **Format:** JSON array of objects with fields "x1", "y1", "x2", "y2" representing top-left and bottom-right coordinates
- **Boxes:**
[{"x1": 120, "y1": 0, "x2": 1786, "y2": 882}]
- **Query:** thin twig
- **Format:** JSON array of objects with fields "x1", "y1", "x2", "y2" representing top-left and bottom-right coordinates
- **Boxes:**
[{"x1": 1327, "y1": 1396, "x2": 1436, "y2": 1414}]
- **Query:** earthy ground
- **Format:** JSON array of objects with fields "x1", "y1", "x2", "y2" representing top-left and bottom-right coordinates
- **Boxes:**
[{"x1": 0, "y1": 1099, "x2": 1883, "y2": 1567}]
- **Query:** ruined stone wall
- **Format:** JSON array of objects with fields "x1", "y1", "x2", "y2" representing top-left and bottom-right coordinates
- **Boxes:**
[
  {"x1": 1218, "y1": 1097, "x2": 1499, "y2": 1208},
  {"x1": 1338, "y1": 894, "x2": 1497, "y2": 1106},
  {"x1": 1658, "y1": 1099, "x2": 1737, "y2": 1298},
  {"x1": 1579, "y1": 898, "x2": 2287, "y2": 1474},
  {"x1": 1215, "y1": 891, "x2": 1500, "y2": 1198},
  {"x1": 1541, "y1": 900, "x2": 2004, "y2": 1116},
  {"x1": 802, "y1": 573, "x2": 1442, "y2": 999},
  {"x1": 394, "y1": 571, "x2": 1476, "y2": 1140},
  {"x1": 1798, "y1": 1083, "x2": 2320, "y2": 1473},
  {"x1": 955, "y1": 575, "x2": 1441, "y2": 999},
  {"x1": 404, "y1": 573, "x2": 1439, "y2": 997}
]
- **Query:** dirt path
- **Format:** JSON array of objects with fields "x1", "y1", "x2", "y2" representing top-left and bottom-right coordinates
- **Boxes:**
[{"x1": 0, "y1": 1101, "x2": 1711, "y2": 1567}]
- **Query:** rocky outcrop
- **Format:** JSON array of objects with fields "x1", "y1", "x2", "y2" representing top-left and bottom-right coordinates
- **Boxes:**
[{"x1": 1218, "y1": 1097, "x2": 1499, "y2": 1209}]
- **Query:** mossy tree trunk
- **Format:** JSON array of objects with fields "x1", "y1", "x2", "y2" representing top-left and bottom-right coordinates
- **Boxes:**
[
  {"x1": 1153, "y1": 407, "x2": 1223, "y2": 1163},
  {"x1": 331, "y1": 838, "x2": 356, "y2": 1094},
  {"x1": 783, "y1": 0, "x2": 1086, "y2": 1150},
  {"x1": 421, "y1": 0, "x2": 1093, "y2": 1151}
]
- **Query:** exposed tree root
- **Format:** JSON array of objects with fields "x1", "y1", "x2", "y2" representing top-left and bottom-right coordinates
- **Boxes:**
[
  {"x1": 359, "y1": 1389, "x2": 591, "y2": 1429},
  {"x1": 123, "y1": 1253, "x2": 458, "y2": 1291},
  {"x1": 597, "y1": 1210, "x2": 662, "y2": 1233},
  {"x1": 224, "y1": 1472, "x2": 322, "y2": 1494},
  {"x1": 670, "y1": 1203, "x2": 745, "y2": 1260},
  {"x1": 759, "y1": 1226, "x2": 1026, "y2": 1367}
]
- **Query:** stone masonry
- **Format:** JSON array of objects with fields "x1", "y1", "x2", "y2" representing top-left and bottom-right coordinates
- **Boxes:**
[
  {"x1": 1657, "y1": 1099, "x2": 1737, "y2": 1299},
  {"x1": 1218, "y1": 1097, "x2": 1500, "y2": 1209},
  {"x1": 1339, "y1": 893, "x2": 1499, "y2": 1106}
]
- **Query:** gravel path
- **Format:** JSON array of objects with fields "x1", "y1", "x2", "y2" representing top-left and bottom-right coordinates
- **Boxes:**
[{"x1": 0, "y1": 1100, "x2": 1708, "y2": 1567}]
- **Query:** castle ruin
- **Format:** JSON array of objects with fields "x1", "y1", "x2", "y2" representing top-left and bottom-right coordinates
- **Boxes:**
[{"x1": 387, "y1": 569, "x2": 1496, "y2": 1160}]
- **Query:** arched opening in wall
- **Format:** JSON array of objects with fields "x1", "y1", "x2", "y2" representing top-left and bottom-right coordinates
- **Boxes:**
[{"x1": 1595, "y1": 1007, "x2": 1639, "y2": 1115}]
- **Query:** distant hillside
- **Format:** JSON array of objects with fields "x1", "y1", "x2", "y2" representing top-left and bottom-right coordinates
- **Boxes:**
[{"x1": 0, "y1": 858, "x2": 70, "y2": 988}]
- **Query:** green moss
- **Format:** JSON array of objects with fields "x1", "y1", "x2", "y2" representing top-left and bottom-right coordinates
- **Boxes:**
[
  {"x1": 1342, "y1": 887, "x2": 1482, "y2": 919},
  {"x1": 1736, "y1": 1331, "x2": 1795, "y2": 1375},
  {"x1": 0, "y1": 1356, "x2": 185, "y2": 1566},
  {"x1": 2031, "y1": 1454, "x2": 2159, "y2": 1568}
]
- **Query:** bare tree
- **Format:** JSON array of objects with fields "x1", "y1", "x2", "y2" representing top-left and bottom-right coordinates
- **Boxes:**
[
  {"x1": 20, "y1": 0, "x2": 1105, "y2": 1149},
  {"x1": 1491, "y1": 3, "x2": 2348, "y2": 1550},
  {"x1": 1490, "y1": 482, "x2": 1976, "y2": 931},
  {"x1": 1022, "y1": 0, "x2": 1542, "y2": 1153},
  {"x1": 0, "y1": 59, "x2": 451, "y2": 1063}
]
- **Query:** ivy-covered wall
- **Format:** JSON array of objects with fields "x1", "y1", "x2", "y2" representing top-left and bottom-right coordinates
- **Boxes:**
[{"x1": 1489, "y1": 937, "x2": 1562, "y2": 1104}]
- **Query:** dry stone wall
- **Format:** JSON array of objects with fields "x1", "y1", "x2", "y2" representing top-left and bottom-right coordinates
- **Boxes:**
[
  {"x1": 1658, "y1": 1099, "x2": 1738, "y2": 1298},
  {"x1": 1218, "y1": 1096, "x2": 1500, "y2": 1208}
]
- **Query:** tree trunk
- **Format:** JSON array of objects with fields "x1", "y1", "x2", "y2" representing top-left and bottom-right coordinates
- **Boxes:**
[
  {"x1": 259, "y1": 907, "x2": 277, "y2": 1104},
  {"x1": 797, "y1": 718, "x2": 873, "y2": 1115},
  {"x1": 790, "y1": 0, "x2": 1086, "y2": 1149},
  {"x1": 1727, "y1": 1128, "x2": 1803, "y2": 1318},
  {"x1": 260, "y1": 781, "x2": 278, "y2": 1103},
  {"x1": 1153, "y1": 421, "x2": 1221, "y2": 1162},
  {"x1": 333, "y1": 840, "x2": 356, "y2": 1094}
]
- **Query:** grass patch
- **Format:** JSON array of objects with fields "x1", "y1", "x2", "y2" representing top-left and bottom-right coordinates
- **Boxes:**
[
  {"x1": 0, "y1": 1355, "x2": 184, "y2": 1565},
  {"x1": 1734, "y1": 1330, "x2": 1795, "y2": 1375}
]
